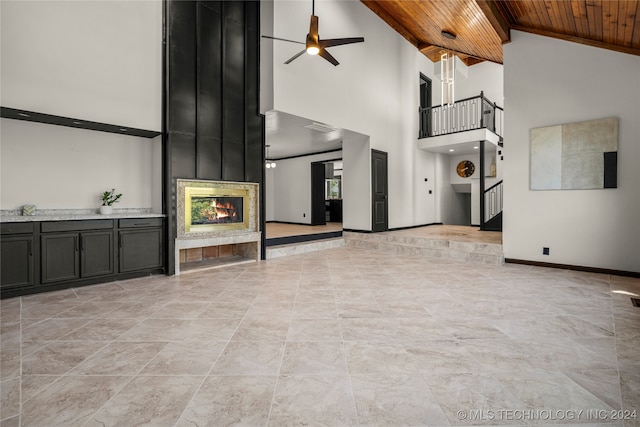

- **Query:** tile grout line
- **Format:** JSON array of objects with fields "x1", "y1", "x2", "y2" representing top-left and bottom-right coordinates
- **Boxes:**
[
  {"x1": 608, "y1": 274, "x2": 625, "y2": 413},
  {"x1": 264, "y1": 274, "x2": 302, "y2": 426},
  {"x1": 76, "y1": 287, "x2": 192, "y2": 426},
  {"x1": 336, "y1": 284, "x2": 361, "y2": 426},
  {"x1": 172, "y1": 275, "x2": 262, "y2": 427}
]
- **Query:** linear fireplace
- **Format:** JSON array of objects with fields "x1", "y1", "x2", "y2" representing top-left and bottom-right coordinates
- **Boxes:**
[
  {"x1": 185, "y1": 187, "x2": 249, "y2": 233},
  {"x1": 175, "y1": 179, "x2": 260, "y2": 274}
]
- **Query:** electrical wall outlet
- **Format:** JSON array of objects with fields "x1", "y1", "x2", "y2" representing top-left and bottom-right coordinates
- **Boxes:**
[{"x1": 543, "y1": 247, "x2": 550, "y2": 255}]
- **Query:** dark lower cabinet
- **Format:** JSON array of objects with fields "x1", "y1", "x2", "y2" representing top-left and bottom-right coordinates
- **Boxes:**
[
  {"x1": 119, "y1": 228, "x2": 163, "y2": 272},
  {"x1": 1, "y1": 217, "x2": 164, "y2": 299},
  {"x1": 41, "y1": 231, "x2": 114, "y2": 283},
  {"x1": 81, "y1": 231, "x2": 114, "y2": 277},
  {"x1": 1, "y1": 235, "x2": 34, "y2": 289},
  {"x1": 41, "y1": 233, "x2": 80, "y2": 284}
]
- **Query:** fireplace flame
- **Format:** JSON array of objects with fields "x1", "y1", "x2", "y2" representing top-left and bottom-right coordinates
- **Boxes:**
[{"x1": 213, "y1": 200, "x2": 237, "y2": 219}]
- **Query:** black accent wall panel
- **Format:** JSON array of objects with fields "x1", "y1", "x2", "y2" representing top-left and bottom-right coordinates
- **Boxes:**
[
  {"x1": 197, "y1": 137, "x2": 223, "y2": 179},
  {"x1": 223, "y1": 18, "x2": 246, "y2": 145},
  {"x1": 223, "y1": 141, "x2": 245, "y2": 182},
  {"x1": 170, "y1": 133, "x2": 197, "y2": 179},
  {"x1": 202, "y1": 1, "x2": 221, "y2": 13},
  {"x1": 245, "y1": 23, "x2": 263, "y2": 184},
  {"x1": 224, "y1": 0, "x2": 244, "y2": 25},
  {"x1": 164, "y1": 0, "x2": 265, "y2": 274},
  {"x1": 245, "y1": 121, "x2": 263, "y2": 183},
  {"x1": 197, "y1": 4, "x2": 222, "y2": 141},
  {"x1": 168, "y1": 1, "x2": 197, "y2": 135}
]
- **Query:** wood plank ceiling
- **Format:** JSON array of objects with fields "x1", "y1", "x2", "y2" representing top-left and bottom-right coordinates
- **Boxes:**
[{"x1": 361, "y1": 0, "x2": 640, "y2": 65}]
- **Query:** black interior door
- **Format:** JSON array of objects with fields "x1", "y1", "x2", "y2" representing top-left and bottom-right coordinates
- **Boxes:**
[
  {"x1": 371, "y1": 150, "x2": 388, "y2": 232},
  {"x1": 419, "y1": 73, "x2": 432, "y2": 137},
  {"x1": 311, "y1": 162, "x2": 326, "y2": 226}
]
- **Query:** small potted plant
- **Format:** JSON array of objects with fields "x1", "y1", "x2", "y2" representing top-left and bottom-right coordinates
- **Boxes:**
[{"x1": 99, "y1": 188, "x2": 122, "y2": 214}]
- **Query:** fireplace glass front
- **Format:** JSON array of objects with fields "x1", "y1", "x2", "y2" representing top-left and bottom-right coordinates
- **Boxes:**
[{"x1": 185, "y1": 187, "x2": 250, "y2": 233}]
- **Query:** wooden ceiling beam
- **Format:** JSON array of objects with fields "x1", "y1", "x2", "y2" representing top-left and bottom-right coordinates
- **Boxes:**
[
  {"x1": 419, "y1": 43, "x2": 499, "y2": 65},
  {"x1": 511, "y1": 25, "x2": 640, "y2": 57},
  {"x1": 475, "y1": 0, "x2": 512, "y2": 43}
]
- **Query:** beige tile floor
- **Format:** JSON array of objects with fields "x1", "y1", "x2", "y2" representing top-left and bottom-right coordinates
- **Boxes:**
[{"x1": 1, "y1": 247, "x2": 639, "y2": 426}]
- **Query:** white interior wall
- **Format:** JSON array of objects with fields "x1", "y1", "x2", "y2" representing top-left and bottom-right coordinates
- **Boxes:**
[
  {"x1": 454, "y1": 61, "x2": 504, "y2": 106},
  {"x1": 0, "y1": 0, "x2": 162, "y2": 130},
  {"x1": 504, "y1": 31, "x2": 640, "y2": 272},
  {"x1": 342, "y1": 135, "x2": 370, "y2": 230},
  {"x1": 265, "y1": 167, "x2": 276, "y2": 221},
  {"x1": 0, "y1": 1, "x2": 163, "y2": 212},
  {"x1": 271, "y1": 0, "x2": 438, "y2": 230},
  {"x1": 267, "y1": 151, "x2": 342, "y2": 225},
  {"x1": 435, "y1": 153, "x2": 459, "y2": 225},
  {"x1": 0, "y1": 119, "x2": 155, "y2": 210}
]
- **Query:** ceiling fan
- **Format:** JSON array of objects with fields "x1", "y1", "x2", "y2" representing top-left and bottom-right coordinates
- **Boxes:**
[{"x1": 262, "y1": 0, "x2": 364, "y2": 66}]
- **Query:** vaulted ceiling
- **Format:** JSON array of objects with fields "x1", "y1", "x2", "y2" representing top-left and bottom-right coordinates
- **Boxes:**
[{"x1": 361, "y1": 0, "x2": 640, "y2": 65}]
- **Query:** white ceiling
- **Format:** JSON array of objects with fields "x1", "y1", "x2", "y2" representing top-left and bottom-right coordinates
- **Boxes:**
[{"x1": 265, "y1": 110, "x2": 348, "y2": 159}]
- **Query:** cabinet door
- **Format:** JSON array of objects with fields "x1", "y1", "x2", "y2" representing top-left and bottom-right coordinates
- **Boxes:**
[
  {"x1": 119, "y1": 229, "x2": 163, "y2": 273},
  {"x1": 41, "y1": 234, "x2": 79, "y2": 283},
  {"x1": 1, "y1": 236, "x2": 34, "y2": 289},
  {"x1": 81, "y1": 231, "x2": 114, "y2": 278}
]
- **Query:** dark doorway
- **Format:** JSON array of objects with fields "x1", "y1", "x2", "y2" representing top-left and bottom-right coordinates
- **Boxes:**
[
  {"x1": 310, "y1": 162, "x2": 326, "y2": 225},
  {"x1": 419, "y1": 73, "x2": 432, "y2": 138},
  {"x1": 371, "y1": 150, "x2": 388, "y2": 232}
]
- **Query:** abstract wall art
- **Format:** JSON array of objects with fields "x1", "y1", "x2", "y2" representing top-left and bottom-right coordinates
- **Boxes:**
[{"x1": 530, "y1": 117, "x2": 618, "y2": 190}]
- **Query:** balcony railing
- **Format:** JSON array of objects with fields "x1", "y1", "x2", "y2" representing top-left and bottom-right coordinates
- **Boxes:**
[
  {"x1": 419, "y1": 91, "x2": 503, "y2": 139},
  {"x1": 483, "y1": 180, "x2": 503, "y2": 225}
]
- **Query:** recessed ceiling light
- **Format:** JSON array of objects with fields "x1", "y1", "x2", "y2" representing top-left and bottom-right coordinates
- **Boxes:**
[
  {"x1": 18, "y1": 113, "x2": 30, "y2": 117},
  {"x1": 441, "y1": 30, "x2": 456, "y2": 40},
  {"x1": 474, "y1": 146, "x2": 479, "y2": 149},
  {"x1": 449, "y1": 149, "x2": 455, "y2": 152}
]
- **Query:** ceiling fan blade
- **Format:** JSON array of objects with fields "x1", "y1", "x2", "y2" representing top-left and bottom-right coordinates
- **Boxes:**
[
  {"x1": 318, "y1": 48, "x2": 339, "y2": 66},
  {"x1": 309, "y1": 15, "x2": 319, "y2": 38},
  {"x1": 320, "y1": 37, "x2": 365, "y2": 48},
  {"x1": 262, "y1": 35, "x2": 304, "y2": 45},
  {"x1": 284, "y1": 49, "x2": 307, "y2": 64}
]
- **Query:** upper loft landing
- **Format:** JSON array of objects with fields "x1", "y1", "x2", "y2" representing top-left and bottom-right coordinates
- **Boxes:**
[{"x1": 418, "y1": 92, "x2": 503, "y2": 154}]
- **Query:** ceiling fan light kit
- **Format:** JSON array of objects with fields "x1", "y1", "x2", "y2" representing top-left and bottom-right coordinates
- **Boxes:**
[{"x1": 263, "y1": 0, "x2": 364, "y2": 66}]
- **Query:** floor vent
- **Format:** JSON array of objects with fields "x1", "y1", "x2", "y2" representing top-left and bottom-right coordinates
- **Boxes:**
[{"x1": 631, "y1": 298, "x2": 640, "y2": 308}]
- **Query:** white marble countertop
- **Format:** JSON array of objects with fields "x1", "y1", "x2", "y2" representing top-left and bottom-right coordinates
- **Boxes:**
[{"x1": 1, "y1": 211, "x2": 165, "y2": 223}]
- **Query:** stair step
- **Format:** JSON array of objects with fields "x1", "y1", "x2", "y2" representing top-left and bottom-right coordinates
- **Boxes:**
[
  {"x1": 344, "y1": 232, "x2": 504, "y2": 265},
  {"x1": 266, "y1": 237, "x2": 345, "y2": 259}
]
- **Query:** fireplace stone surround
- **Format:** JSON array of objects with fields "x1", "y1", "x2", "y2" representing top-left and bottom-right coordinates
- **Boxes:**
[{"x1": 175, "y1": 179, "x2": 260, "y2": 274}]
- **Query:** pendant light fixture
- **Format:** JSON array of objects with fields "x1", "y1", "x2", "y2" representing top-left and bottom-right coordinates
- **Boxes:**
[
  {"x1": 440, "y1": 30, "x2": 456, "y2": 107},
  {"x1": 441, "y1": 51, "x2": 455, "y2": 107},
  {"x1": 265, "y1": 145, "x2": 276, "y2": 169}
]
